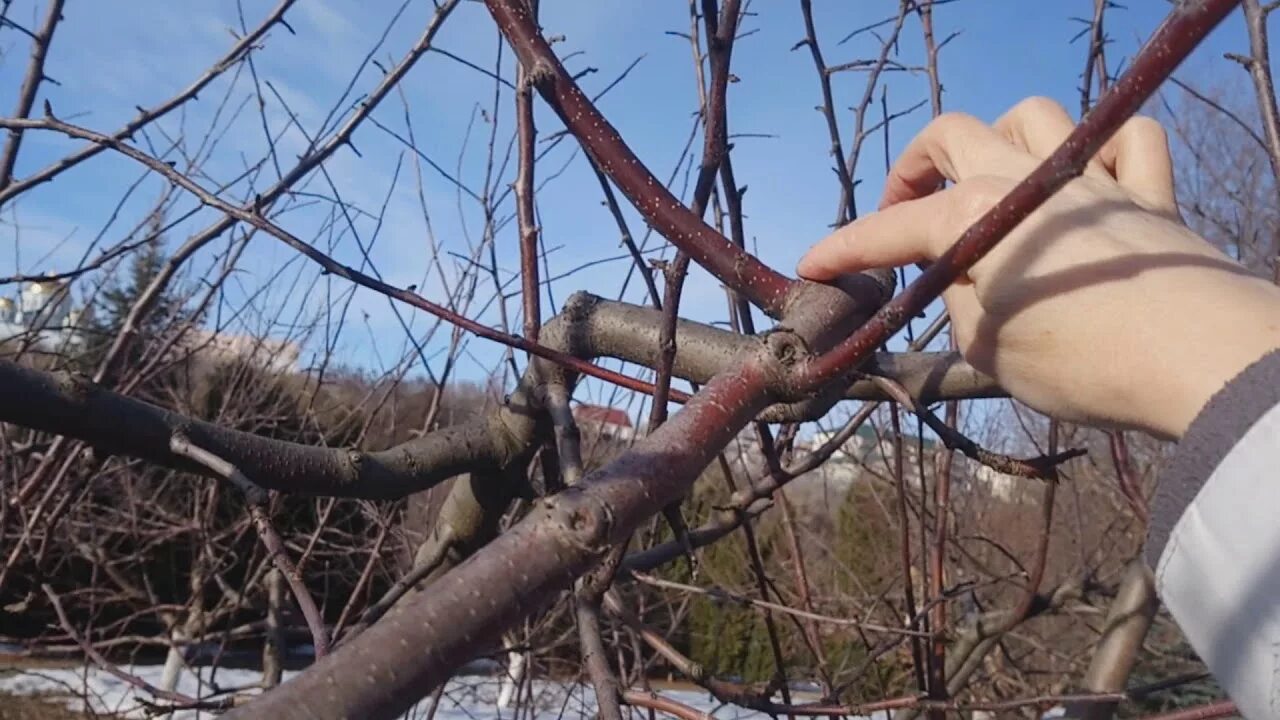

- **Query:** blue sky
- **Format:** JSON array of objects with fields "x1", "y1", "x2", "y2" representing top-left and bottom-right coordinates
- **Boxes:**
[{"x1": 0, "y1": 1, "x2": 1263, "y2": 422}]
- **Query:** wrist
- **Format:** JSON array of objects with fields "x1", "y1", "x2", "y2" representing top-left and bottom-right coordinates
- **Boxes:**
[{"x1": 1154, "y1": 283, "x2": 1280, "y2": 439}]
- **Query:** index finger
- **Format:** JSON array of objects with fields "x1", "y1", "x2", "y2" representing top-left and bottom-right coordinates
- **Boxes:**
[{"x1": 881, "y1": 112, "x2": 1038, "y2": 208}]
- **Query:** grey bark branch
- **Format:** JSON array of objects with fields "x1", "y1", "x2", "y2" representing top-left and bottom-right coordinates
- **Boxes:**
[
  {"x1": 222, "y1": 275, "x2": 891, "y2": 719},
  {"x1": 0, "y1": 357, "x2": 510, "y2": 500},
  {"x1": 893, "y1": 578, "x2": 1087, "y2": 720},
  {"x1": 1060, "y1": 562, "x2": 1159, "y2": 720},
  {"x1": 1, "y1": 293, "x2": 999, "y2": 499}
]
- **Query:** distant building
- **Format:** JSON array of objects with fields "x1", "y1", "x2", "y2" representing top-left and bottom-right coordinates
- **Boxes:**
[
  {"x1": 20, "y1": 279, "x2": 72, "y2": 329},
  {"x1": 181, "y1": 328, "x2": 301, "y2": 373},
  {"x1": 572, "y1": 404, "x2": 635, "y2": 442},
  {"x1": 0, "y1": 279, "x2": 303, "y2": 375},
  {"x1": 0, "y1": 280, "x2": 90, "y2": 352}
]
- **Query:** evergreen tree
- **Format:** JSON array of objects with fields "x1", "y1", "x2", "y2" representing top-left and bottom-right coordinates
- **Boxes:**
[{"x1": 81, "y1": 212, "x2": 190, "y2": 375}]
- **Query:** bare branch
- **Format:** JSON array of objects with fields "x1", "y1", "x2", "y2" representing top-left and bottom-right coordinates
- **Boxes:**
[
  {"x1": 0, "y1": 0, "x2": 65, "y2": 191},
  {"x1": 483, "y1": 0, "x2": 797, "y2": 317},
  {"x1": 168, "y1": 434, "x2": 330, "y2": 658}
]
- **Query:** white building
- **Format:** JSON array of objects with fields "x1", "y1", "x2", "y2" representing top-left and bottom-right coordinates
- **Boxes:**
[{"x1": 0, "y1": 280, "x2": 89, "y2": 352}]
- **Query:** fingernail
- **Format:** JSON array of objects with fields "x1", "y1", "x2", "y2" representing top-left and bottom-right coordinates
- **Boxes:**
[{"x1": 796, "y1": 253, "x2": 823, "y2": 279}]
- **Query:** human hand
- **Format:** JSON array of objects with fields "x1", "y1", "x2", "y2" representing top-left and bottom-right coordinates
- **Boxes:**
[{"x1": 798, "y1": 97, "x2": 1280, "y2": 439}]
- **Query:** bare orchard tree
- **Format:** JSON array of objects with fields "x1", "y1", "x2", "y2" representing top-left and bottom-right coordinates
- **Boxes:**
[{"x1": 0, "y1": 1, "x2": 1260, "y2": 719}]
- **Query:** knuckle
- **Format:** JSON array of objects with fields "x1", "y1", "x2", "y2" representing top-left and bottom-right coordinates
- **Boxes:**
[
  {"x1": 1011, "y1": 95, "x2": 1069, "y2": 120},
  {"x1": 936, "y1": 177, "x2": 1016, "y2": 255},
  {"x1": 954, "y1": 175, "x2": 1015, "y2": 218},
  {"x1": 1125, "y1": 115, "x2": 1169, "y2": 144},
  {"x1": 932, "y1": 111, "x2": 983, "y2": 135}
]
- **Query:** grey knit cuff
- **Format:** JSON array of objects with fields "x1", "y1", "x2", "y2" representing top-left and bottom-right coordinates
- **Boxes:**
[{"x1": 1146, "y1": 349, "x2": 1280, "y2": 566}]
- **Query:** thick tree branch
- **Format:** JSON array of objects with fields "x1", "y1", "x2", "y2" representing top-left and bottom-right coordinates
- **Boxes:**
[
  {"x1": 0, "y1": 357, "x2": 509, "y2": 500},
  {"x1": 1, "y1": 293, "x2": 998, "y2": 499},
  {"x1": 226, "y1": 350, "x2": 780, "y2": 719}
]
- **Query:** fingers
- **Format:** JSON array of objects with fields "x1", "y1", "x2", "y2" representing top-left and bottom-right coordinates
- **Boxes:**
[
  {"x1": 798, "y1": 184, "x2": 988, "y2": 350},
  {"x1": 994, "y1": 98, "x2": 1178, "y2": 216},
  {"x1": 799, "y1": 181, "x2": 1002, "y2": 280},
  {"x1": 993, "y1": 97, "x2": 1110, "y2": 179},
  {"x1": 880, "y1": 112, "x2": 1037, "y2": 208},
  {"x1": 1097, "y1": 115, "x2": 1179, "y2": 217}
]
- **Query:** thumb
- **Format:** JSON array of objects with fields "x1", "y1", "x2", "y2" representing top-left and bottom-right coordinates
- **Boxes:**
[{"x1": 797, "y1": 188, "x2": 963, "y2": 281}]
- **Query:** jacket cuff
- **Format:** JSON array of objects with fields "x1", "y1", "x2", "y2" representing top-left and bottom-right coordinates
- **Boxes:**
[{"x1": 1145, "y1": 348, "x2": 1280, "y2": 566}]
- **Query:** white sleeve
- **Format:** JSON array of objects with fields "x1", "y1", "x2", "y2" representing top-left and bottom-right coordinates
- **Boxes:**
[{"x1": 1147, "y1": 350, "x2": 1280, "y2": 720}]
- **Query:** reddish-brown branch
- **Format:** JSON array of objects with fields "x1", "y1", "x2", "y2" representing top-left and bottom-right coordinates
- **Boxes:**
[
  {"x1": 840, "y1": 1, "x2": 913, "y2": 222},
  {"x1": 923, "y1": 10, "x2": 951, "y2": 691},
  {"x1": 890, "y1": 404, "x2": 929, "y2": 695},
  {"x1": 918, "y1": 1, "x2": 945, "y2": 117},
  {"x1": 330, "y1": 519, "x2": 392, "y2": 640},
  {"x1": 777, "y1": 491, "x2": 833, "y2": 687},
  {"x1": 649, "y1": 0, "x2": 739, "y2": 432},
  {"x1": 927, "y1": 397, "x2": 954, "y2": 712},
  {"x1": 1007, "y1": 422, "x2": 1059, "y2": 625},
  {"x1": 647, "y1": 0, "x2": 743, "y2": 567},
  {"x1": 798, "y1": 0, "x2": 1241, "y2": 389},
  {"x1": 1108, "y1": 430, "x2": 1149, "y2": 524},
  {"x1": 483, "y1": 0, "x2": 796, "y2": 317},
  {"x1": 224, "y1": 354, "x2": 779, "y2": 719},
  {"x1": 577, "y1": 596, "x2": 624, "y2": 720},
  {"x1": 515, "y1": 0, "x2": 541, "y2": 342}
]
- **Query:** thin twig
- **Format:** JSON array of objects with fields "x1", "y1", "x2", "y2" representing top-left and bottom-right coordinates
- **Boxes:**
[{"x1": 169, "y1": 434, "x2": 330, "y2": 658}]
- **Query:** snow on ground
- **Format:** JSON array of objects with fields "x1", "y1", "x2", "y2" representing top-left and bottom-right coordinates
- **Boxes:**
[{"x1": 0, "y1": 665, "x2": 890, "y2": 718}]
